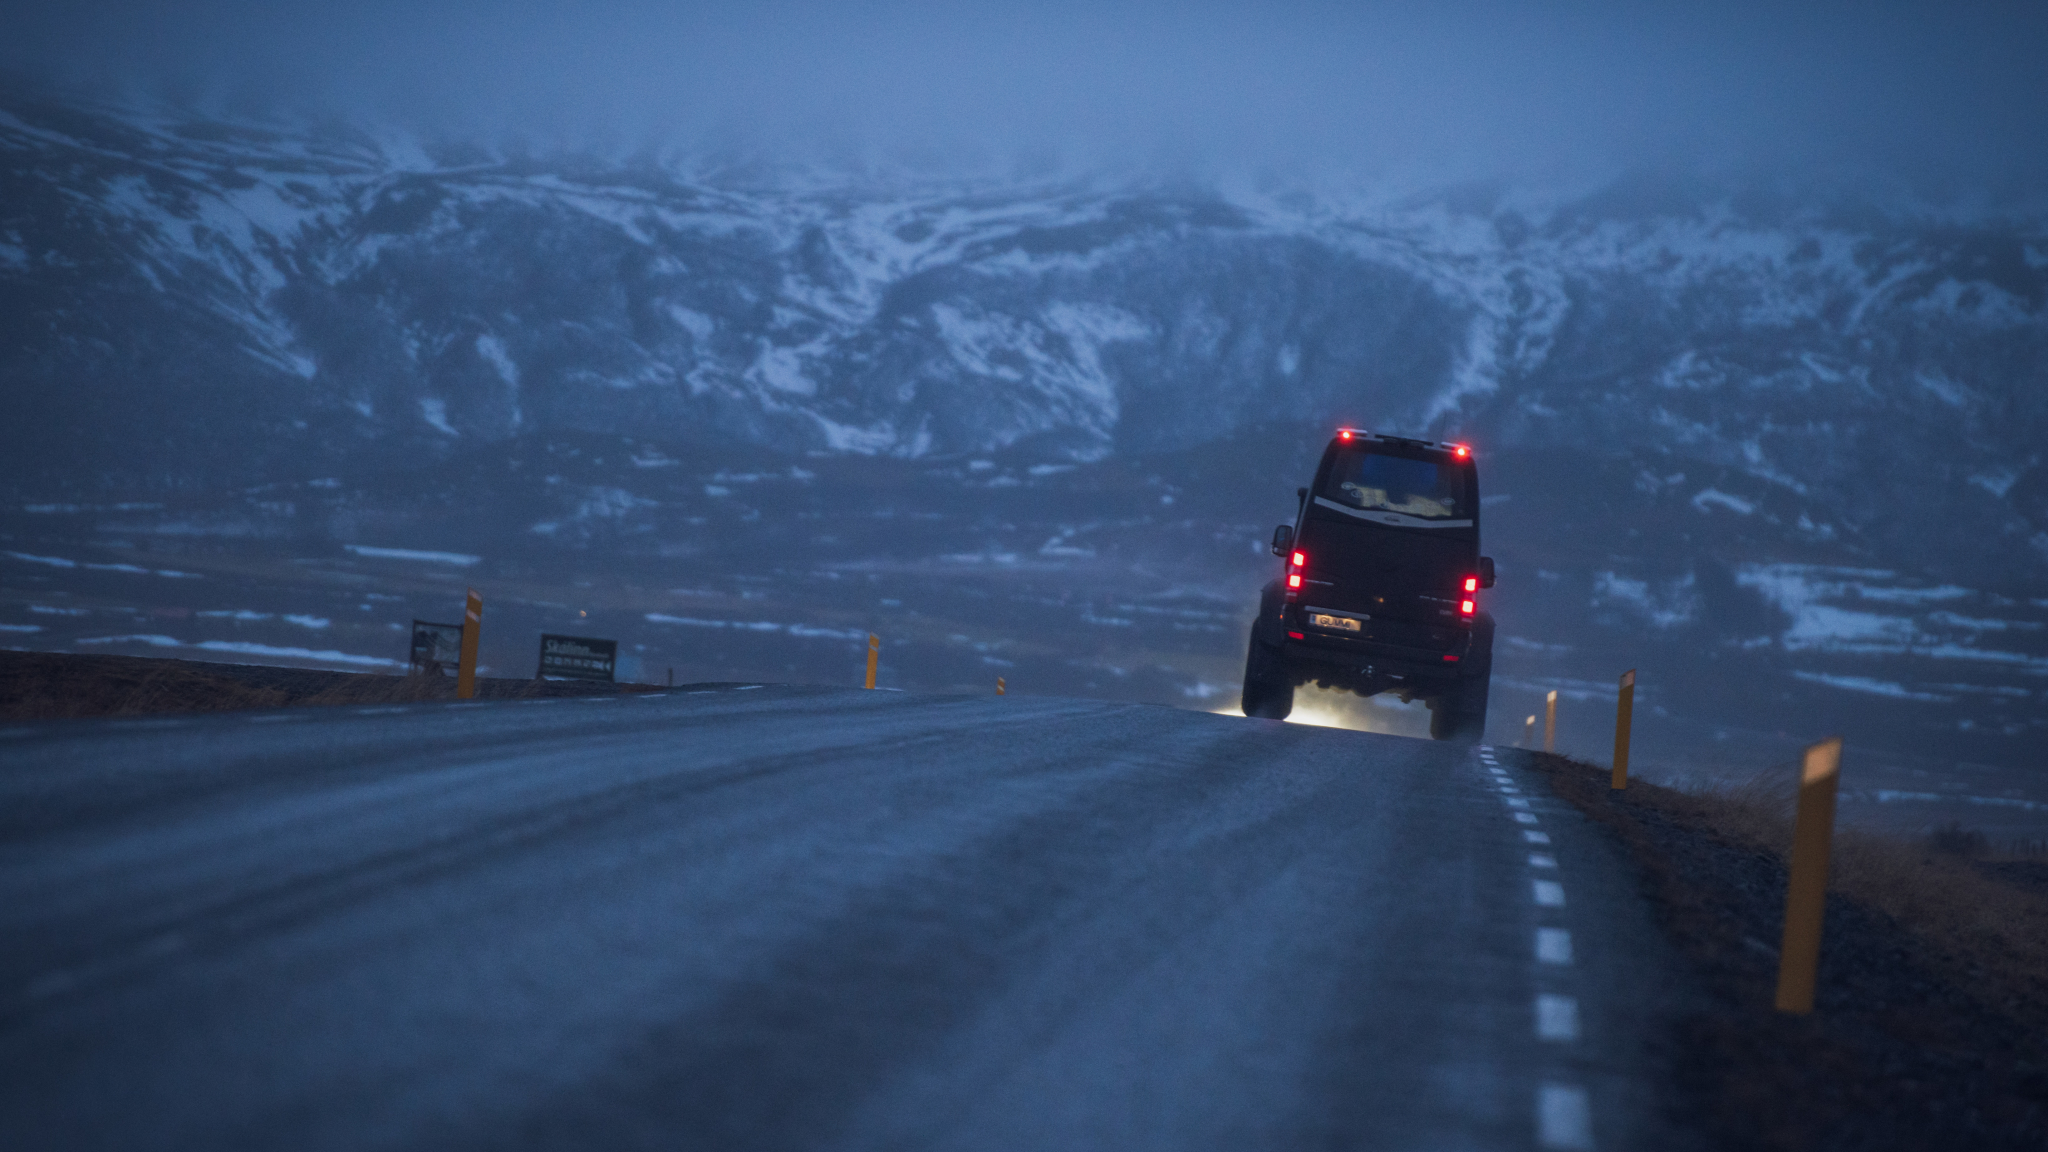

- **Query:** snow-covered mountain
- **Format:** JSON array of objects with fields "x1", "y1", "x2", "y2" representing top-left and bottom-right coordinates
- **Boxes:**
[{"x1": 3, "y1": 91, "x2": 2046, "y2": 806}]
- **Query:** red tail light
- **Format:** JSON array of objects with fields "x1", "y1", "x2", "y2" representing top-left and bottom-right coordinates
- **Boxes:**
[
  {"x1": 1463, "y1": 576, "x2": 1478, "y2": 593},
  {"x1": 1288, "y1": 574, "x2": 1302, "y2": 589},
  {"x1": 1286, "y1": 550, "x2": 1306, "y2": 594},
  {"x1": 1460, "y1": 599, "x2": 1475, "y2": 615},
  {"x1": 1292, "y1": 551, "x2": 1305, "y2": 568}
]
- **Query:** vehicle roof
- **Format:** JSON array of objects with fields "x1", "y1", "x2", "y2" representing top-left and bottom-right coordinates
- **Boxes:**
[{"x1": 1330, "y1": 429, "x2": 1473, "y2": 455}]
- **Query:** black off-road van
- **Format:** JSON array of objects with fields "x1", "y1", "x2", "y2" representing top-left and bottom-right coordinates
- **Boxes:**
[{"x1": 1241, "y1": 428, "x2": 1495, "y2": 741}]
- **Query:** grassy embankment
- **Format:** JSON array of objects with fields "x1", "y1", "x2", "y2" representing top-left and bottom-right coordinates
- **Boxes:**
[
  {"x1": 0, "y1": 650, "x2": 663, "y2": 721},
  {"x1": 1530, "y1": 751, "x2": 2048, "y2": 1150}
]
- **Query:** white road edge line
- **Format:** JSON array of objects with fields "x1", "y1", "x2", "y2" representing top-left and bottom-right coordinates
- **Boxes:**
[
  {"x1": 1533, "y1": 879, "x2": 1566, "y2": 907},
  {"x1": 1538, "y1": 1084, "x2": 1595, "y2": 1150},
  {"x1": 1536, "y1": 994, "x2": 1580, "y2": 1041},
  {"x1": 1537, "y1": 927, "x2": 1573, "y2": 965}
]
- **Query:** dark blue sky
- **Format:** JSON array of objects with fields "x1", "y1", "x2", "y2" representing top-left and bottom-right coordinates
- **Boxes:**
[{"x1": 6, "y1": 1, "x2": 2045, "y2": 187}]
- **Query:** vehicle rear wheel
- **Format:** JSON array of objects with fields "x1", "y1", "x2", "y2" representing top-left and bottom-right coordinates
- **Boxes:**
[
  {"x1": 1240, "y1": 635, "x2": 1294, "y2": 720},
  {"x1": 1429, "y1": 674, "x2": 1490, "y2": 742}
]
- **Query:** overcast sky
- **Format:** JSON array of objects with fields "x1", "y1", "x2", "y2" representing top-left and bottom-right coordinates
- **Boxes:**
[{"x1": 6, "y1": 1, "x2": 2045, "y2": 188}]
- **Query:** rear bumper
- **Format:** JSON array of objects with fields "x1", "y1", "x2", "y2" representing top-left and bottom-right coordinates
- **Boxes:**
[{"x1": 1280, "y1": 635, "x2": 1469, "y2": 687}]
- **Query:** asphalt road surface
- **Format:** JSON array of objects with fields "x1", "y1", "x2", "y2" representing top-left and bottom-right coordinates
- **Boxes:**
[{"x1": 0, "y1": 686, "x2": 1696, "y2": 1150}]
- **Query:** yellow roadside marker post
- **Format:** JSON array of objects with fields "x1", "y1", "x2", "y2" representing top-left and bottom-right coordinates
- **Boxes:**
[
  {"x1": 1544, "y1": 690, "x2": 1558, "y2": 753},
  {"x1": 864, "y1": 634, "x2": 879, "y2": 690},
  {"x1": 1776, "y1": 737, "x2": 1844, "y2": 1014},
  {"x1": 456, "y1": 588, "x2": 482, "y2": 700},
  {"x1": 1523, "y1": 715, "x2": 1536, "y2": 747},
  {"x1": 996, "y1": 677, "x2": 1006, "y2": 695},
  {"x1": 1612, "y1": 669, "x2": 1636, "y2": 790}
]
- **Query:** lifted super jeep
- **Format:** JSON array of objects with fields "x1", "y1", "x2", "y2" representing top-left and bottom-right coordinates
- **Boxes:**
[{"x1": 1241, "y1": 428, "x2": 1496, "y2": 741}]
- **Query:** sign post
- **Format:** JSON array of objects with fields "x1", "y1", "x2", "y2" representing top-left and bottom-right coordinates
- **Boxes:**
[
  {"x1": 456, "y1": 588, "x2": 482, "y2": 700},
  {"x1": 1544, "y1": 690, "x2": 1558, "y2": 753},
  {"x1": 1612, "y1": 669, "x2": 1636, "y2": 790},
  {"x1": 537, "y1": 634, "x2": 617, "y2": 682},
  {"x1": 864, "y1": 634, "x2": 879, "y2": 690},
  {"x1": 1776, "y1": 737, "x2": 1843, "y2": 1014}
]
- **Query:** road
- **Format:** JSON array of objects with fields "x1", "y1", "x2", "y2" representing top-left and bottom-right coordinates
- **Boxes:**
[{"x1": 0, "y1": 686, "x2": 1695, "y2": 1150}]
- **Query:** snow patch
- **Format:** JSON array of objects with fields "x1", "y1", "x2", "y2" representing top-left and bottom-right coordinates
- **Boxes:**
[
  {"x1": 420, "y1": 398, "x2": 458, "y2": 436},
  {"x1": 1690, "y1": 488, "x2": 1754, "y2": 515},
  {"x1": 344, "y1": 545, "x2": 480, "y2": 566},
  {"x1": 1792, "y1": 672, "x2": 1950, "y2": 701}
]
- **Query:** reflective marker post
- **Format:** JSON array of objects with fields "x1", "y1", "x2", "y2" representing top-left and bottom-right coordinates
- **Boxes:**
[
  {"x1": 864, "y1": 633, "x2": 879, "y2": 690},
  {"x1": 456, "y1": 588, "x2": 482, "y2": 700},
  {"x1": 996, "y1": 677, "x2": 1006, "y2": 695},
  {"x1": 1612, "y1": 669, "x2": 1636, "y2": 790},
  {"x1": 1523, "y1": 715, "x2": 1536, "y2": 748},
  {"x1": 1776, "y1": 737, "x2": 1843, "y2": 1015},
  {"x1": 1544, "y1": 690, "x2": 1558, "y2": 753}
]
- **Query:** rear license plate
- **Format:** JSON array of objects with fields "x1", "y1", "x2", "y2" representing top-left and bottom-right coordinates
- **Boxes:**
[{"x1": 1310, "y1": 613, "x2": 1361, "y2": 632}]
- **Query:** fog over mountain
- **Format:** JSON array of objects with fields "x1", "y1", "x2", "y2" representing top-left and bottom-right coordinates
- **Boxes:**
[{"x1": 2, "y1": 3, "x2": 2045, "y2": 824}]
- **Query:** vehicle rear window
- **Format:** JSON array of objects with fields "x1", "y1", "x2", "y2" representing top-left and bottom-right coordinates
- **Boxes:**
[{"x1": 1321, "y1": 448, "x2": 1471, "y2": 520}]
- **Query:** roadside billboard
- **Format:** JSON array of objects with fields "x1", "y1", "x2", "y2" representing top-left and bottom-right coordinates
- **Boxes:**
[
  {"x1": 538, "y1": 634, "x2": 617, "y2": 682},
  {"x1": 409, "y1": 620, "x2": 464, "y2": 676}
]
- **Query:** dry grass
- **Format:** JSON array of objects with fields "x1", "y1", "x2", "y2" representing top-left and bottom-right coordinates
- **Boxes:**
[
  {"x1": 0, "y1": 650, "x2": 659, "y2": 721},
  {"x1": 1672, "y1": 764, "x2": 2048, "y2": 1026},
  {"x1": 1529, "y1": 750, "x2": 2048, "y2": 1149}
]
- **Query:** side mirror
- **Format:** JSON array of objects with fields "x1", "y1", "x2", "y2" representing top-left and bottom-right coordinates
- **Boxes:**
[
  {"x1": 1479, "y1": 556, "x2": 1496, "y2": 589},
  {"x1": 1271, "y1": 524, "x2": 1294, "y2": 556}
]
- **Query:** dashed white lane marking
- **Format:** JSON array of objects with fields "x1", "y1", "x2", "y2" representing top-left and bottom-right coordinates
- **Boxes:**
[
  {"x1": 1537, "y1": 927, "x2": 1573, "y2": 965},
  {"x1": 448, "y1": 702, "x2": 487, "y2": 709},
  {"x1": 1524, "y1": 830, "x2": 1552, "y2": 844},
  {"x1": 1533, "y1": 880, "x2": 1567, "y2": 907},
  {"x1": 579, "y1": 697, "x2": 617, "y2": 704},
  {"x1": 1529, "y1": 853, "x2": 1558, "y2": 869},
  {"x1": 355, "y1": 707, "x2": 408, "y2": 716},
  {"x1": 1536, "y1": 994, "x2": 1580, "y2": 1041},
  {"x1": 1506, "y1": 797, "x2": 1532, "y2": 809},
  {"x1": 247, "y1": 713, "x2": 302, "y2": 723},
  {"x1": 638, "y1": 693, "x2": 667, "y2": 698},
  {"x1": 686, "y1": 690, "x2": 717, "y2": 695},
  {"x1": 1514, "y1": 812, "x2": 1539, "y2": 825},
  {"x1": 524, "y1": 699, "x2": 561, "y2": 705},
  {"x1": 1538, "y1": 1084, "x2": 1595, "y2": 1150},
  {"x1": 736, "y1": 685, "x2": 764, "y2": 690}
]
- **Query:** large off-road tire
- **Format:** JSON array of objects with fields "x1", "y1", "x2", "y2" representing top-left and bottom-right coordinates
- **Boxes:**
[
  {"x1": 1429, "y1": 673, "x2": 1490, "y2": 742},
  {"x1": 1240, "y1": 634, "x2": 1295, "y2": 720}
]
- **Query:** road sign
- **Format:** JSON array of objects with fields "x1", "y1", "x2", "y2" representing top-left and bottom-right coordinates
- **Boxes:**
[
  {"x1": 409, "y1": 620, "x2": 464, "y2": 676},
  {"x1": 538, "y1": 634, "x2": 617, "y2": 682}
]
